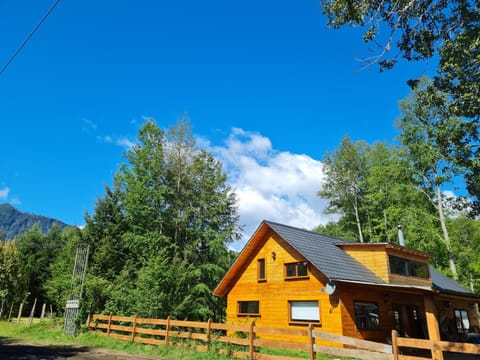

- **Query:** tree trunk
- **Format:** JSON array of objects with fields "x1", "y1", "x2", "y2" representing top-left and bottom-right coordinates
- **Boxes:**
[
  {"x1": 353, "y1": 197, "x2": 364, "y2": 243},
  {"x1": 435, "y1": 184, "x2": 458, "y2": 280}
]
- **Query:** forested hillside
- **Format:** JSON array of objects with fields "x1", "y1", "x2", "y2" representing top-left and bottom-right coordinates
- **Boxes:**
[{"x1": 0, "y1": 203, "x2": 68, "y2": 240}]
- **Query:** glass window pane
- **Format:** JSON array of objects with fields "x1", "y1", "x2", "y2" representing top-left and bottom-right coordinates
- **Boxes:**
[
  {"x1": 389, "y1": 256, "x2": 408, "y2": 276},
  {"x1": 410, "y1": 262, "x2": 429, "y2": 279},
  {"x1": 238, "y1": 301, "x2": 259, "y2": 314},
  {"x1": 354, "y1": 301, "x2": 379, "y2": 330},
  {"x1": 258, "y1": 259, "x2": 265, "y2": 280},
  {"x1": 298, "y1": 262, "x2": 308, "y2": 276},
  {"x1": 286, "y1": 263, "x2": 297, "y2": 277}
]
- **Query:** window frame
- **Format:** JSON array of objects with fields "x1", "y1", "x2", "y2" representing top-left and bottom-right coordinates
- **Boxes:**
[
  {"x1": 257, "y1": 258, "x2": 266, "y2": 282},
  {"x1": 388, "y1": 255, "x2": 430, "y2": 279},
  {"x1": 237, "y1": 301, "x2": 260, "y2": 317},
  {"x1": 354, "y1": 301, "x2": 380, "y2": 331},
  {"x1": 288, "y1": 300, "x2": 320, "y2": 324},
  {"x1": 284, "y1": 261, "x2": 309, "y2": 280},
  {"x1": 454, "y1": 308, "x2": 470, "y2": 334}
]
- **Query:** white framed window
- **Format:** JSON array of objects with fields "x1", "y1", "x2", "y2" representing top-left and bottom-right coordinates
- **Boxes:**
[{"x1": 289, "y1": 300, "x2": 320, "y2": 323}]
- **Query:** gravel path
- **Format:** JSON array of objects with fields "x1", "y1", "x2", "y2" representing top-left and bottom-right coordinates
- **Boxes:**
[{"x1": 0, "y1": 339, "x2": 164, "y2": 360}]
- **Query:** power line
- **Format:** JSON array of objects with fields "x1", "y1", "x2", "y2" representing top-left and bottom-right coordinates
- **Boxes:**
[{"x1": 0, "y1": 0, "x2": 62, "y2": 76}]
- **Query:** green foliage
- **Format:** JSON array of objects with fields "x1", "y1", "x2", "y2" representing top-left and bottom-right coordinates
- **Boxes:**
[
  {"x1": 16, "y1": 225, "x2": 66, "y2": 309},
  {"x1": 80, "y1": 118, "x2": 239, "y2": 321},
  {"x1": 0, "y1": 240, "x2": 28, "y2": 306},
  {"x1": 319, "y1": 0, "x2": 480, "y2": 121}
]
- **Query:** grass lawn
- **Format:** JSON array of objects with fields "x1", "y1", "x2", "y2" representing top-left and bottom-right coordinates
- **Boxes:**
[{"x1": 0, "y1": 319, "x2": 355, "y2": 360}]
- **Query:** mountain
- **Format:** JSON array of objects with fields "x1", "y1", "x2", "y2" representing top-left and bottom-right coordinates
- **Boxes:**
[{"x1": 0, "y1": 203, "x2": 69, "y2": 240}]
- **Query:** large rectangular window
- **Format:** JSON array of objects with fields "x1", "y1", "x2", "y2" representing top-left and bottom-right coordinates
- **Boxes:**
[
  {"x1": 289, "y1": 300, "x2": 320, "y2": 323},
  {"x1": 285, "y1": 262, "x2": 308, "y2": 279},
  {"x1": 389, "y1": 255, "x2": 429, "y2": 279},
  {"x1": 454, "y1": 309, "x2": 470, "y2": 334},
  {"x1": 238, "y1": 301, "x2": 260, "y2": 316},
  {"x1": 354, "y1": 301, "x2": 379, "y2": 330},
  {"x1": 257, "y1": 258, "x2": 266, "y2": 281}
]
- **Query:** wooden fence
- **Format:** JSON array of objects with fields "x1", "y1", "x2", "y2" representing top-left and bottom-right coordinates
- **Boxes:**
[
  {"x1": 87, "y1": 314, "x2": 480, "y2": 360},
  {"x1": 391, "y1": 330, "x2": 480, "y2": 360},
  {"x1": 87, "y1": 313, "x2": 392, "y2": 360}
]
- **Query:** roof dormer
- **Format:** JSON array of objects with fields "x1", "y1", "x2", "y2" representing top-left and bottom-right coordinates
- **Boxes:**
[{"x1": 337, "y1": 243, "x2": 432, "y2": 286}]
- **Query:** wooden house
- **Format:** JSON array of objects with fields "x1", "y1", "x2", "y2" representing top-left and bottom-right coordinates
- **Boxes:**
[{"x1": 213, "y1": 220, "x2": 480, "y2": 344}]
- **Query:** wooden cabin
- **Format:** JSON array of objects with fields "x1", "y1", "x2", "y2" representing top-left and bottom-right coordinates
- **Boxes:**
[{"x1": 213, "y1": 220, "x2": 480, "y2": 344}]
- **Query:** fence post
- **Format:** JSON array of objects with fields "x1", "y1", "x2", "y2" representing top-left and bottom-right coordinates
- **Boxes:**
[
  {"x1": 131, "y1": 314, "x2": 138, "y2": 342},
  {"x1": 308, "y1": 323, "x2": 315, "y2": 360},
  {"x1": 391, "y1": 330, "x2": 399, "y2": 360},
  {"x1": 206, "y1": 318, "x2": 212, "y2": 351},
  {"x1": 8, "y1": 303, "x2": 14, "y2": 322},
  {"x1": 40, "y1": 303, "x2": 46, "y2": 320},
  {"x1": 107, "y1": 313, "x2": 113, "y2": 337},
  {"x1": 249, "y1": 321, "x2": 256, "y2": 359},
  {"x1": 165, "y1": 316, "x2": 171, "y2": 345},
  {"x1": 27, "y1": 298, "x2": 37, "y2": 327},
  {"x1": 86, "y1": 313, "x2": 92, "y2": 329},
  {"x1": 16, "y1": 303, "x2": 23, "y2": 324}
]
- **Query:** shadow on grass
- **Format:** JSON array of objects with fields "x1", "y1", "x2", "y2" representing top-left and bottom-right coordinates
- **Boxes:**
[{"x1": 0, "y1": 337, "x2": 90, "y2": 359}]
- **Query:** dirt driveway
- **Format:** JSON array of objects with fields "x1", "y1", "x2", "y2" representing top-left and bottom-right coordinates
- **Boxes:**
[{"x1": 0, "y1": 339, "x2": 165, "y2": 360}]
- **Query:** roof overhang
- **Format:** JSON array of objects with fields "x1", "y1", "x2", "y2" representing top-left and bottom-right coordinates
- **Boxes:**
[
  {"x1": 213, "y1": 221, "x2": 271, "y2": 297},
  {"x1": 333, "y1": 278, "x2": 433, "y2": 293},
  {"x1": 336, "y1": 242, "x2": 432, "y2": 260}
]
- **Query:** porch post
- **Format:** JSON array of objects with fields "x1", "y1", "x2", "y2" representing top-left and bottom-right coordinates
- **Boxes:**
[{"x1": 424, "y1": 294, "x2": 443, "y2": 360}]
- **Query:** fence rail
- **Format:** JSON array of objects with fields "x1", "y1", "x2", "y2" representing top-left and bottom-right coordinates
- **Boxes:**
[
  {"x1": 87, "y1": 313, "x2": 392, "y2": 360},
  {"x1": 87, "y1": 314, "x2": 480, "y2": 360}
]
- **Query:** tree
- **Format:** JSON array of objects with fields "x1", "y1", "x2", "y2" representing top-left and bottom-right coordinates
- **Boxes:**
[
  {"x1": 318, "y1": 135, "x2": 369, "y2": 242},
  {"x1": 16, "y1": 224, "x2": 65, "y2": 308},
  {"x1": 83, "y1": 118, "x2": 240, "y2": 321},
  {"x1": 398, "y1": 78, "x2": 465, "y2": 279},
  {"x1": 0, "y1": 240, "x2": 28, "y2": 310},
  {"x1": 319, "y1": 0, "x2": 480, "y2": 120}
]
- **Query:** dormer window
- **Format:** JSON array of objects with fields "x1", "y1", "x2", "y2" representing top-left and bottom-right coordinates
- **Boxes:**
[{"x1": 389, "y1": 255, "x2": 429, "y2": 279}]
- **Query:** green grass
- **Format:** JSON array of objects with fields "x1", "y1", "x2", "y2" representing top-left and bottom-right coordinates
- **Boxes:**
[{"x1": 0, "y1": 320, "x2": 353, "y2": 360}]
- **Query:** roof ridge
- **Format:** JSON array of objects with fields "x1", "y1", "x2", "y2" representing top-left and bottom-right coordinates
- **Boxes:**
[{"x1": 264, "y1": 219, "x2": 353, "y2": 243}]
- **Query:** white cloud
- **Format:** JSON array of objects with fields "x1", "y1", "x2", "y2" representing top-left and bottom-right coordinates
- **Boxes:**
[
  {"x1": 82, "y1": 118, "x2": 97, "y2": 131},
  {"x1": 208, "y1": 129, "x2": 335, "y2": 251},
  {"x1": 0, "y1": 187, "x2": 10, "y2": 200},
  {"x1": 99, "y1": 135, "x2": 135, "y2": 150}
]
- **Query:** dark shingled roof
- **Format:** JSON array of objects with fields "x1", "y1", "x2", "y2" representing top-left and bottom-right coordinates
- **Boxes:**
[
  {"x1": 266, "y1": 221, "x2": 384, "y2": 284},
  {"x1": 265, "y1": 220, "x2": 477, "y2": 297},
  {"x1": 430, "y1": 267, "x2": 473, "y2": 295}
]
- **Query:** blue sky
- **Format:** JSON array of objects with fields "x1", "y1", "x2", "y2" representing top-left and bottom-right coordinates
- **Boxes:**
[{"x1": 0, "y1": 0, "x2": 434, "y2": 246}]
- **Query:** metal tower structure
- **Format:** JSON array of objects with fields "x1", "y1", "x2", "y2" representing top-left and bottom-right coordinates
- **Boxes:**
[{"x1": 63, "y1": 243, "x2": 89, "y2": 335}]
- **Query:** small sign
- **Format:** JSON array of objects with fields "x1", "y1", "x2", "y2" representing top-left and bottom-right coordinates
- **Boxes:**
[{"x1": 66, "y1": 300, "x2": 79, "y2": 309}]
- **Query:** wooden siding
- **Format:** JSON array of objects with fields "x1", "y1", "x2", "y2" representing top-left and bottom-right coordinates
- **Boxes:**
[
  {"x1": 341, "y1": 244, "x2": 432, "y2": 286},
  {"x1": 342, "y1": 245, "x2": 390, "y2": 281},
  {"x1": 226, "y1": 233, "x2": 343, "y2": 343}
]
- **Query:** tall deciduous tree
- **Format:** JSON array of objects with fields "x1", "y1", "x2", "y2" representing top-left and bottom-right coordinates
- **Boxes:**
[
  {"x1": 0, "y1": 240, "x2": 28, "y2": 309},
  {"x1": 318, "y1": 136, "x2": 369, "y2": 242},
  {"x1": 398, "y1": 79, "x2": 464, "y2": 280}
]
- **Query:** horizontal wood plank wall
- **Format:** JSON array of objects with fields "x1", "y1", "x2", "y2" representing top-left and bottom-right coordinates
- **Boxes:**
[
  {"x1": 342, "y1": 246, "x2": 390, "y2": 282},
  {"x1": 225, "y1": 233, "x2": 343, "y2": 344},
  {"x1": 88, "y1": 314, "x2": 395, "y2": 360}
]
